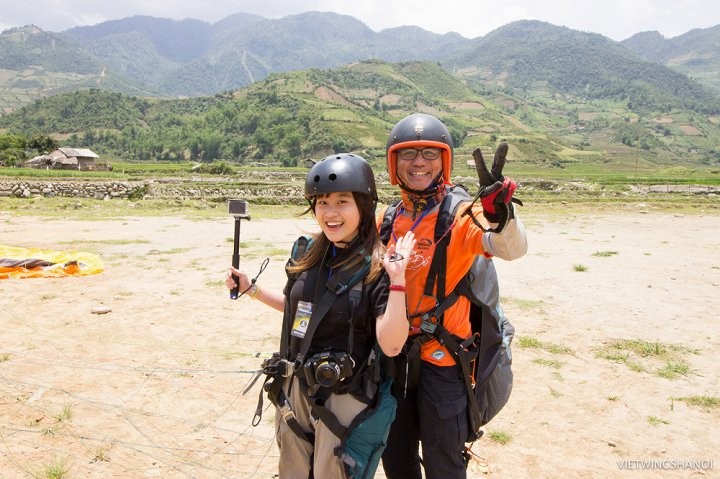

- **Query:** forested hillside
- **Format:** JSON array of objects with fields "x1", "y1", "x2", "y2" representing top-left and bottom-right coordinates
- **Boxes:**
[
  {"x1": 2, "y1": 13, "x2": 719, "y2": 113},
  {"x1": 622, "y1": 25, "x2": 720, "y2": 92},
  {"x1": 2, "y1": 61, "x2": 718, "y2": 170},
  {"x1": 448, "y1": 21, "x2": 720, "y2": 114}
]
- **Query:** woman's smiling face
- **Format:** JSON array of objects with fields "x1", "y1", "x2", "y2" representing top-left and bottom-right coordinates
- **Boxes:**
[{"x1": 313, "y1": 191, "x2": 361, "y2": 246}]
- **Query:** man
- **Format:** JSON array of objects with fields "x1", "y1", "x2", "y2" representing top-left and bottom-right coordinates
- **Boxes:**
[{"x1": 379, "y1": 113, "x2": 527, "y2": 479}]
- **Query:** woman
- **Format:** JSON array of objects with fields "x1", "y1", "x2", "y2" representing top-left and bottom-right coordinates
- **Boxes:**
[{"x1": 226, "y1": 153, "x2": 415, "y2": 478}]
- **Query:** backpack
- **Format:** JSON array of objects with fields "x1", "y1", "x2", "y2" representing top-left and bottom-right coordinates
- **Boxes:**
[
  {"x1": 337, "y1": 364, "x2": 396, "y2": 479},
  {"x1": 379, "y1": 184, "x2": 514, "y2": 442},
  {"x1": 251, "y1": 234, "x2": 397, "y2": 478}
]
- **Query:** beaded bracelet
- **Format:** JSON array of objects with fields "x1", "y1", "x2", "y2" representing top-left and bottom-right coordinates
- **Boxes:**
[{"x1": 389, "y1": 284, "x2": 406, "y2": 292}]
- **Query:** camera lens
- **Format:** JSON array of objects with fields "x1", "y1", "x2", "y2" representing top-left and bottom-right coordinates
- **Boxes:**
[{"x1": 315, "y1": 362, "x2": 341, "y2": 387}]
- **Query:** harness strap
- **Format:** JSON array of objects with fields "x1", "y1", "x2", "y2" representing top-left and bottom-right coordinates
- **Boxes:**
[
  {"x1": 249, "y1": 373, "x2": 315, "y2": 442},
  {"x1": 403, "y1": 336, "x2": 428, "y2": 395},
  {"x1": 424, "y1": 239, "x2": 446, "y2": 300},
  {"x1": 279, "y1": 396, "x2": 315, "y2": 444},
  {"x1": 311, "y1": 400, "x2": 351, "y2": 440},
  {"x1": 345, "y1": 279, "x2": 362, "y2": 356},
  {"x1": 281, "y1": 254, "x2": 371, "y2": 443},
  {"x1": 378, "y1": 201, "x2": 401, "y2": 245},
  {"x1": 280, "y1": 235, "x2": 315, "y2": 359},
  {"x1": 294, "y1": 259, "x2": 370, "y2": 370},
  {"x1": 252, "y1": 377, "x2": 268, "y2": 426},
  {"x1": 432, "y1": 324, "x2": 484, "y2": 440},
  {"x1": 251, "y1": 357, "x2": 286, "y2": 418}
]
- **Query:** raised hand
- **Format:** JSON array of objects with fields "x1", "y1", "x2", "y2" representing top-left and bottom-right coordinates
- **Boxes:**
[
  {"x1": 383, "y1": 231, "x2": 416, "y2": 284},
  {"x1": 474, "y1": 142, "x2": 508, "y2": 188},
  {"x1": 472, "y1": 143, "x2": 520, "y2": 230}
]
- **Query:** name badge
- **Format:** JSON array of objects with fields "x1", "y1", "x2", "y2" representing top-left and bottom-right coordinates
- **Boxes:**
[{"x1": 291, "y1": 301, "x2": 313, "y2": 338}]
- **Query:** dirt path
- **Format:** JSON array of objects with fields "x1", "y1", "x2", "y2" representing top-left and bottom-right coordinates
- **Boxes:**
[{"x1": 1, "y1": 209, "x2": 718, "y2": 478}]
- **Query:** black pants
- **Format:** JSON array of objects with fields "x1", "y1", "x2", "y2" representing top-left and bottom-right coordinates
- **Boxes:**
[{"x1": 381, "y1": 360, "x2": 469, "y2": 479}]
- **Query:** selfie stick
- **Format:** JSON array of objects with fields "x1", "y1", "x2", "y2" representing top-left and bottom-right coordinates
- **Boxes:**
[{"x1": 228, "y1": 199, "x2": 251, "y2": 300}]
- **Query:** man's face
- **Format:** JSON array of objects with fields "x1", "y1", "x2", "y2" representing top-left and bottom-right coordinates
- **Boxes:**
[{"x1": 395, "y1": 147, "x2": 443, "y2": 191}]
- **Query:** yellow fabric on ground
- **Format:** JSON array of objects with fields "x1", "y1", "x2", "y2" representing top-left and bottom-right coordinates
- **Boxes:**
[{"x1": 0, "y1": 244, "x2": 104, "y2": 279}]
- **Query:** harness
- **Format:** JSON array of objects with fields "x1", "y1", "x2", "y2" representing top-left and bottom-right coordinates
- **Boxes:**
[
  {"x1": 249, "y1": 237, "x2": 382, "y2": 443},
  {"x1": 379, "y1": 184, "x2": 514, "y2": 443},
  {"x1": 246, "y1": 236, "x2": 397, "y2": 478},
  {"x1": 253, "y1": 236, "x2": 370, "y2": 434}
]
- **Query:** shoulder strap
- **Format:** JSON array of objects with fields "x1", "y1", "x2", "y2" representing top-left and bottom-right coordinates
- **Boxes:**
[
  {"x1": 280, "y1": 235, "x2": 315, "y2": 358},
  {"x1": 433, "y1": 184, "x2": 472, "y2": 242},
  {"x1": 294, "y1": 258, "x2": 371, "y2": 369},
  {"x1": 285, "y1": 234, "x2": 314, "y2": 280},
  {"x1": 378, "y1": 200, "x2": 401, "y2": 245},
  {"x1": 345, "y1": 280, "x2": 363, "y2": 355},
  {"x1": 424, "y1": 185, "x2": 472, "y2": 302}
]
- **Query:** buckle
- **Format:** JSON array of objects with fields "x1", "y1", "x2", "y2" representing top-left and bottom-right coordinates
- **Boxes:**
[
  {"x1": 261, "y1": 355, "x2": 295, "y2": 378},
  {"x1": 279, "y1": 402, "x2": 294, "y2": 420},
  {"x1": 419, "y1": 314, "x2": 437, "y2": 334},
  {"x1": 278, "y1": 359, "x2": 294, "y2": 377}
]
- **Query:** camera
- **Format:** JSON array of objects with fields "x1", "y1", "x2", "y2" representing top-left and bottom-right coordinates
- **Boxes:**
[
  {"x1": 228, "y1": 199, "x2": 250, "y2": 219},
  {"x1": 303, "y1": 351, "x2": 354, "y2": 388}
]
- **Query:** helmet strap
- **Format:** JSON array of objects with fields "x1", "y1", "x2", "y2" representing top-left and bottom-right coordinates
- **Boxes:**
[{"x1": 398, "y1": 175, "x2": 447, "y2": 219}]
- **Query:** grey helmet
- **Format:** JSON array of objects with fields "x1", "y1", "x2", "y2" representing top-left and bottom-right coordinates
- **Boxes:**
[
  {"x1": 386, "y1": 113, "x2": 454, "y2": 185},
  {"x1": 304, "y1": 153, "x2": 378, "y2": 201}
]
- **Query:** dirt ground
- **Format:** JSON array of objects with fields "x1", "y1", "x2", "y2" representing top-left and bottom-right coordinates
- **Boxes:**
[{"x1": 1, "y1": 206, "x2": 718, "y2": 478}]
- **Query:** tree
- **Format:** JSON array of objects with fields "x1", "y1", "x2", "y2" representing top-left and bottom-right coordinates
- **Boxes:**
[
  {"x1": 200, "y1": 133, "x2": 223, "y2": 162},
  {"x1": 0, "y1": 133, "x2": 26, "y2": 151},
  {"x1": 0, "y1": 134, "x2": 28, "y2": 166},
  {"x1": 0, "y1": 148, "x2": 25, "y2": 166},
  {"x1": 27, "y1": 134, "x2": 59, "y2": 153}
]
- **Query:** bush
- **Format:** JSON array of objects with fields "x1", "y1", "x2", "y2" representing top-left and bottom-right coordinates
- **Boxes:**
[
  {"x1": 0, "y1": 148, "x2": 27, "y2": 167},
  {"x1": 192, "y1": 161, "x2": 235, "y2": 175}
]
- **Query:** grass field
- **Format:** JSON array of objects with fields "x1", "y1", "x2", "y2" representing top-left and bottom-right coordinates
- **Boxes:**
[{"x1": 2, "y1": 162, "x2": 718, "y2": 218}]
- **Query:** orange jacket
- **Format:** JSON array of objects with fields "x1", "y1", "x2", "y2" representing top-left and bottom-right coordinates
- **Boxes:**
[{"x1": 380, "y1": 202, "x2": 486, "y2": 366}]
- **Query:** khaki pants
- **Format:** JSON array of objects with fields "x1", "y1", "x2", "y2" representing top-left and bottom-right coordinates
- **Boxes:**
[{"x1": 276, "y1": 377, "x2": 367, "y2": 479}]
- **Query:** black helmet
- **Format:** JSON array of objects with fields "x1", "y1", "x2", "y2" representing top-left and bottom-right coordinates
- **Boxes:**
[
  {"x1": 386, "y1": 113, "x2": 454, "y2": 185},
  {"x1": 305, "y1": 153, "x2": 378, "y2": 201}
]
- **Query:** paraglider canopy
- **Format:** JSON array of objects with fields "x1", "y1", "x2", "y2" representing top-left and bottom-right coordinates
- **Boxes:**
[{"x1": 0, "y1": 245, "x2": 103, "y2": 279}]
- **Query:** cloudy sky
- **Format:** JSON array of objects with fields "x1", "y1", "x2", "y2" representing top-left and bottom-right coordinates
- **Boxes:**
[{"x1": 1, "y1": 0, "x2": 718, "y2": 41}]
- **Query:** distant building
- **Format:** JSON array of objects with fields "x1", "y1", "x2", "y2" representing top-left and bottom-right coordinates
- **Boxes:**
[{"x1": 25, "y1": 147, "x2": 110, "y2": 171}]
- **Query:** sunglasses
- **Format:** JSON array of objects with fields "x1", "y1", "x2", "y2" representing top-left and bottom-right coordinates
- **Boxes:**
[{"x1": 397, "y1": 148, "x2": 442, "y2": 161}]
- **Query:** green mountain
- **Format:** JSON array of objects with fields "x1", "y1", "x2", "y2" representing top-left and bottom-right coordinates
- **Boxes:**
[
  {"x1": 0, "y1": 25, "x2": 159, "y2": 113},
  {"x1": 5, "y1": 12, "x2": 716, "y2": 113},
  {"x1": 63, "y1": 15, "x2": 217, "y2": 96},
  {"x1": 448, "y1": 20, "x2": 720, "y2": 114},
  {"x1": 2, "y1": 14, "x2": 719, "y2": 171},
  {"x1": 622, "y1": 25, "x2": 720, "y2": 92},
  {"x1": 60, "y1": 11, "x2": 464, "y2": 97},
  {"x1": 66, "y1": 15, "x2": 214, "y2": 63},
  {"x1": 0, "y1": 25, "x2": 98, "y2": 72},
  {"x1": 2, "y1": 60, "x2": 718, "y2": 170}
]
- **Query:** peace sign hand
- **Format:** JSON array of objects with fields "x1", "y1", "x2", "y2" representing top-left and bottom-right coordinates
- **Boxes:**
[{"x1": 474, "y1": 142, "x2": 508, "y2": 187}]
